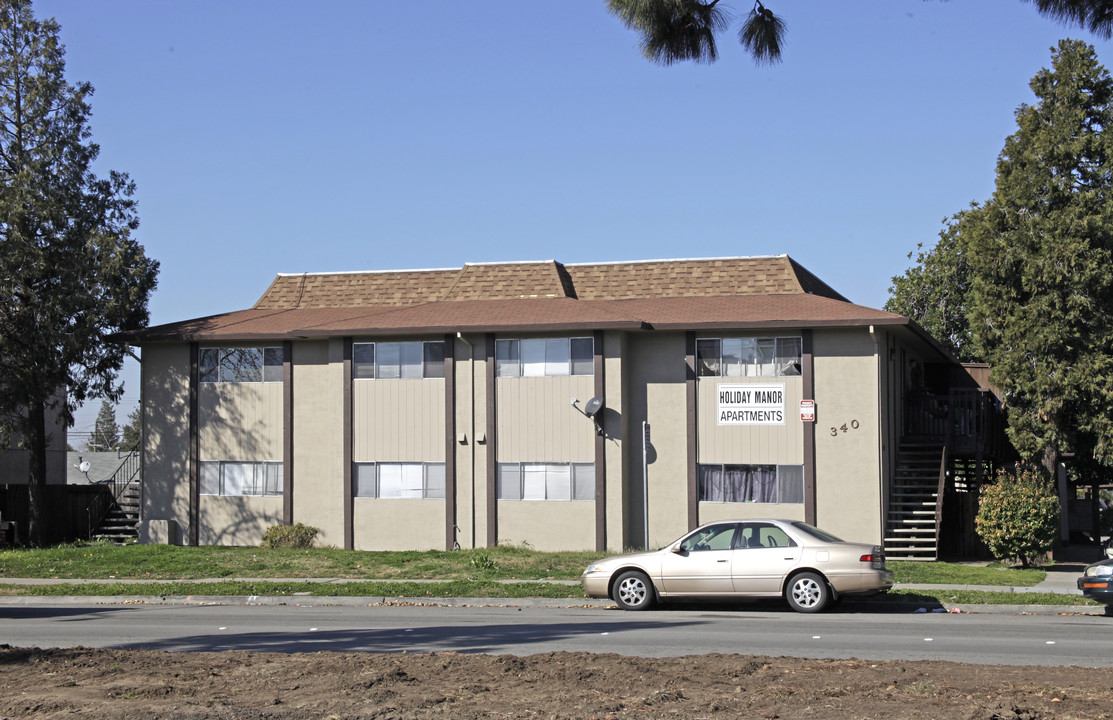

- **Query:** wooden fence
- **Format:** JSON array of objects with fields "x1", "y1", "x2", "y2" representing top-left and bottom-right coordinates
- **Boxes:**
[{"x1": 0, "y1": 484, "x2": 113, "y2": 546}]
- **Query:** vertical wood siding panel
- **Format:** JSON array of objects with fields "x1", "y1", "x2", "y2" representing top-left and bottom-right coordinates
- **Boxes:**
[
  {"x1": 352, "y1": 380, "x2": 446, "y2": 462},
  {"x1": 199, "y1": 383, "x2": 282, "y2": 462},
  {"x1": 496, "y1": 376, "x2": 594, "y2": 462},
  {"x1": 697, "y1": 379, "x2": 803, "y2": 465}
]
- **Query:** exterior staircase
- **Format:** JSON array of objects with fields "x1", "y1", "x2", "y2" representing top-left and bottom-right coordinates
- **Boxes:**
[
  {"x1": 92, "y1": 452, "x2": 141, "y2": 543},
  {"x1": 884, "y1": 444, "x2": 944, "y2": 561}
]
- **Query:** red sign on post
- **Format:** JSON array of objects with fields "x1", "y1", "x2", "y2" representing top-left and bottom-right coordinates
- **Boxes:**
[{"x1": 800, "y1": 400, "x2": 816, "y2": 423}]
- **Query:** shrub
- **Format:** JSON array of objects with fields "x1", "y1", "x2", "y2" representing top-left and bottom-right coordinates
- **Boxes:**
[
  {"x1": 261, "y1": 523, "x2": 319, "y2": 549},
  {"x1": 975, "y1": 466, "x2": 1059, "y2": 567}
]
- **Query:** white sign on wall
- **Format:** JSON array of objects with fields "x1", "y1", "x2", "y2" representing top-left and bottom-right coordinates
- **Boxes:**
[{"x1": 717, "y1": 383, "x2": 786, "y2": 425}]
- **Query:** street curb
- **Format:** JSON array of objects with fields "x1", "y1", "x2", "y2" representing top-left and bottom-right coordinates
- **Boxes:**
[
  {"x1": 0, "y1": 595, "x2": 1107, "y2": 615},
  {"x1": 0, "y1": 595, "x2": 616, "y2": 609}
]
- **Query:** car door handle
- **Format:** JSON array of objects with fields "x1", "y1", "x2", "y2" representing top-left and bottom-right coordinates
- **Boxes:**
[{"x1": 717, "y1": 559, "x2": 727, "y2": 563}]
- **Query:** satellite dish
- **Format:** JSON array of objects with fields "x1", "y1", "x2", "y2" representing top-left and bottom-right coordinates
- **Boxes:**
[
  {"x1": 584, "y1": 396, "x2": 604, "y2": 418},
  {"x1": 79, "y1": 461, "x2": 91, "y2": 473}
]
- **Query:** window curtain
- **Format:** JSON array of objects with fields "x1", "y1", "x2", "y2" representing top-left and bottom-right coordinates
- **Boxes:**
[
  {"x1": 700, "y1": 465, "x2": 750, "y2": 502},
  {"x1": 776, "y1": 465, "x2": 805, "y2": 504},
  {"x1": 750, "y1": 466, "x2": 777, "y2": 503},
  {"x1": 700, "y1": 465, "x2": 782, "y2": 503}
]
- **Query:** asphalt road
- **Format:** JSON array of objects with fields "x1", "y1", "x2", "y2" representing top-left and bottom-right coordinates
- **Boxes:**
[{"x1": 1, "y1": 602, "x2": 1111, "y2": 667}]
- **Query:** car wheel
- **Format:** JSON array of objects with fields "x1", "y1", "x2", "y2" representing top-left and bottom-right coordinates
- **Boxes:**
[
  {"x1": 786, "y1": 571, "x2": 830, "y2": 613},
  {"x1": 613, "y1": 570, "x2": 655, "y2": 611}
]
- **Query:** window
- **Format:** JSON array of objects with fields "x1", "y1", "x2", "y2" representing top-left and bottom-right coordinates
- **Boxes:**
[
  {"x1": 495, "y1": 338, "x2": 593, "y2": 377},
  {"x1": 352, "y1": 341, "x2": 446, "y2": 379},
  {"x1": 497, "y1": 462, "x2": 595, "y2": 501},
  {"x1": 697, "y1": 464, "x2": 804, "y2": 504},
  {"x1": 696, "y1": 337, "x2": 802, "y2": 378},
  {"x1": 352, "y1": 462, "x2": 446, "y2": 498},
  {"x1": 570, "y1": 337, "x2": 594, "y2": 375},
  {"x1": 353, "y1": 343, "x2": 375, "y2": 379},
  {"x1": 200, "y1": 347, "x2": 283, "y2": 383},
  {"x1": 679, "y1": 523, "x2": 739, "y2": 552},
  {"x1": 496, "y1": 338, "x2": 520, "y2": 377},
  {"x1": 200, "y1": 461, "x2": 283, "y2": 496},
  {"x1": 738, "y1": 522, "x2": 797, "y2": 549}
]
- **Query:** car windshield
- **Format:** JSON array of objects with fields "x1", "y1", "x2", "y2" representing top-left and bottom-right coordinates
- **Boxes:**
[{"x1": 790, "y1": 522, "x2": 844, "y2": 543}]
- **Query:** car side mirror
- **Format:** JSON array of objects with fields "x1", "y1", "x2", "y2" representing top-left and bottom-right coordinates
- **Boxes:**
[{"x1": 670, "y1": 542, "x2": 684, "y2": 554}]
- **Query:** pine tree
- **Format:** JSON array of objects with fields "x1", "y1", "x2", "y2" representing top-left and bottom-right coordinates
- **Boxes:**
[
  {"x1": 91, "y1": 400, "x2": 120, "y2": 451},
  {"x1": 964, "y1": 39, "x2": 1113, "y2": 477},
  {"x1": 0, "y1": 0, "x2": 158, "y2": 545},
  {"x1": 120, "y1": 405, "x2": 141, "y2": 452}
]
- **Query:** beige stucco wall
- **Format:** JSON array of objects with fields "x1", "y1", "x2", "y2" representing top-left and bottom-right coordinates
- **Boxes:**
[
  {"x1": 199, "y1": 496, "x2": 283, "y2": 545},
  {"x1": 813, "y1": 329, "x2": 883, "y2": 545},
  {"x1": 353, "y1": 499, "x2": 445, "y2": 550},
  {"x1": 495, "y1": 375, "x2": 595, "y2": 462},
  {"x1": 697, "y1": 377, "x2": 804, "y2": 464},
  {"x1": 138, "y1": 344, "x2": 191, "y2": 544},
  {"x1": 199, "y1": 382, "x2": 283, "y2": 462},
  {"x1": 352, "y1": 377, "x2": 445, "y2": 462},
  {"x1": 496, "y1": 501, "x2": 595, "y2": 551},
  {"x1": 291, "y1": 340, "x2": 345, "y2": 547},
  {"x1": 0, "y1": 391, "x2": 69, "y2": 485},
  {"x1": 625, "y1": 332, "x2": 689, "y2": 549}
]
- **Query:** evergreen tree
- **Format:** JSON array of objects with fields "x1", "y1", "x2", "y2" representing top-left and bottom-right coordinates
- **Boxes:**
[
  {"x1": 120, "y1": 405, "x2": 140, "y2": 452},
  {"x1": 963, "y1": 39, "x2": 1113, "y2": 477},
  {"x1": 886, "y1": 212, "x2": 976, "y2": 363},
  {"x1": 0, "y1": 0, "x2": 158, "y2": 545},
  {"x1": 91, "y1": 400, "x2": 120, "y2": 451}
]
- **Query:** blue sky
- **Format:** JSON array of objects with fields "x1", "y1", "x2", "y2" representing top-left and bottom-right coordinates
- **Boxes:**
[{"x1": 45, "y1": 0, "x2": 1113, "y2": 438}]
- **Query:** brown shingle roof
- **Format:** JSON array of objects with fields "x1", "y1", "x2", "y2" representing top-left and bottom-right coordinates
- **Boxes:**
[
  {"x1": 251, "y1": 255, "x2": 846, "y2": 311},
  {"x1": 121, "y1": 256, "x2": 904, "y2": 343},
  {"x1": 254, "y1": 269, "x2": 460, "y2": 309},
  {"x1": 440, "y1": 261, "x2": 571, "y2": 301},
  {"x1": 565, "y1": 256, "x2": 848, "y2": 302}
]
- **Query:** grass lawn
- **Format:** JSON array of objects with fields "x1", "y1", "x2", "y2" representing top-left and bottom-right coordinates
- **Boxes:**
[
  {"x1": 0, "y1": 580, "x2": 587, "y2": 599},
  {"x1": 887, "y1": 561, "x2": 1045, "y2": 587},
  {"x1": 0, "y1": 544, "x2": 602, "y2": 581}
]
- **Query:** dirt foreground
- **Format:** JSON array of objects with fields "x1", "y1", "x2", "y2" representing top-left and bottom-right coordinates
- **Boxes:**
[{"x1": 2, "y1": 646, "x2": 1111, "y2": 720}]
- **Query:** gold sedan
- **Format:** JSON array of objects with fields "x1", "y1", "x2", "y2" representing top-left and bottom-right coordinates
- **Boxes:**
[{"x1": 581, "y1": 519, "x2": 893, "y2": 613}]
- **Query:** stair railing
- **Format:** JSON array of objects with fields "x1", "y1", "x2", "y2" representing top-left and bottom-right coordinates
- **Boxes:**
[
  {"x1": 934, "y1": 443, "x2": 949, "y2": 554},
  {"x1": 90, "y1": 450, "x2": 142, "y2": 539}
]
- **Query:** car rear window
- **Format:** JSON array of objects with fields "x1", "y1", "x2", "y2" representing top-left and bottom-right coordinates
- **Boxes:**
[{"x1": 790, "y1": 522, "x2": 845, "y2": 543}]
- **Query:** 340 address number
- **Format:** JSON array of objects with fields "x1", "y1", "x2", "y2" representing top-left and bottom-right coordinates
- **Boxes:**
[{"x1": 829, "y1": 419, "x2": 860, "y2": 437}]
